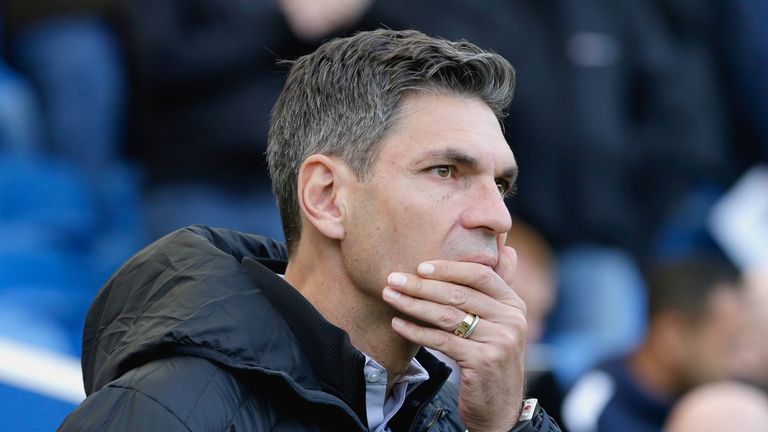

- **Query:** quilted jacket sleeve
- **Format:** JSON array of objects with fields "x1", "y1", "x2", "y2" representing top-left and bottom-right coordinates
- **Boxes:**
[
  {"x1": 529, "y1": 407, "x2": 561, "y2": 432},
  {"x1": 58, "y1": 384, "x2": 193, "y2": 432},
  {"x1": 59, "y1": 356, "x2": 252, "y2": 432}
]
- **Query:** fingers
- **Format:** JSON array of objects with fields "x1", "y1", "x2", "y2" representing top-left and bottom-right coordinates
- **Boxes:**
[
  {"x1": 385, "y1": 250, "x2": 528, "y2": 431},
  {"x1": 414, "y1": 257, "x2": 523, "y2": 307},
  {"x1": 383, "y1": 284, "x2": 495, "y2": 342},
  {"x1": 383, "y1": 269, "x2": 526, "y2": 345},
  {"x1": 381, "y1": 257, "x2": 526, "y2": 334},
  {"x1": 384, "y1": 271, "x2": 496, "y2": 318},
  {"x1": 390, "y1": 316, "x2": 471, "y2": 353},
  {"x1": 388, "y1": 302, "x2": 525, "y2": 366}
]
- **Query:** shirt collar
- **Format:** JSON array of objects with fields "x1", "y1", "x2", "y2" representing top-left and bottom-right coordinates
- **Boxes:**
[
  {"x1": 362, "y1": 354, "x2": 430, "y2": 431},
  {"x1": 363, "y1": 354, "x2": 430, "y2": 386}
]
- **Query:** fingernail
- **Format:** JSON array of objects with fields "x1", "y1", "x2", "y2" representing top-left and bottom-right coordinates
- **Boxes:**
[
  {"x1": 417, "y1": 262, "x2": 435, "y2": 275},
  {"x1": 392, "y1": 317, "x2": 405, "y2": 328},
  {"x1": 382, "y1": 286, "x2": 401, "y2": 301},
  {"x1": 388, "y1": 272, "x2": 407, "y2": 286}
]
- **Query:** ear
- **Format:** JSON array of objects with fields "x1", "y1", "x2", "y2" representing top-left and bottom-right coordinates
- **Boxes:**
[{"x1": 296, "y1": 154, "x2": 352, "y2": 241}]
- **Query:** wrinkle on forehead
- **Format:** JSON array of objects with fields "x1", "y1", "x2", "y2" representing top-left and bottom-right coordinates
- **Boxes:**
[{"x1": 373, "y1": 91, "x2": 515, "y2": 175}]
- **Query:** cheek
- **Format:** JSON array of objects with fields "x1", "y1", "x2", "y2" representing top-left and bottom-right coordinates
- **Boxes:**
[
  {"x1": 348, "y1": 180, "x2": 462, "y2": 271},
  {"x1": 689, "y1": 327, "x2": 735, "y2": 377},
  {"x1": 342, "y1": 192, "x2": 425, "y2": 284}
]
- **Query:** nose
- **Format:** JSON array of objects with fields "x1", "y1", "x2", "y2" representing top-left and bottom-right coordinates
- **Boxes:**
[{"x1": 461, "y1": 179, "x2": 513, "y2": 234}]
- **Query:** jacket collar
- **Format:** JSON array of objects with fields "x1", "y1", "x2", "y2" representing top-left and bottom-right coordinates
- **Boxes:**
[
  {"x1": 242, "y1": 257, "x2": 368, "y2": 421},
  {"x1": 242, "y1": 257, "x2": 453, "y2": 428}
]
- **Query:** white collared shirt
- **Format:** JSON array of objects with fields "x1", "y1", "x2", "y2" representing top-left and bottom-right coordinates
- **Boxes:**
[{"x1": 362, "y1": 354, "x2": 430, "y2": 432}]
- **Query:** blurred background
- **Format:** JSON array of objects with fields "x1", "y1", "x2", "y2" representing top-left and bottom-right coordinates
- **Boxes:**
[{"x1": 0, "y1": 0, "x2": 765, "y2": 430}]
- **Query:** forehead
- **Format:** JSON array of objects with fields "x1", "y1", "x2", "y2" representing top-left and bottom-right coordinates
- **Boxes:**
[{"x1": 377, "y1": 92, "x2": 516, "y2": 170}]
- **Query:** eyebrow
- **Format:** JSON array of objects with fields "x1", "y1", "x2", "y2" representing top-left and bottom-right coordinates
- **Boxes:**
[{"x1": 422, "y1": 147, "x2": 519, "y2": 184}]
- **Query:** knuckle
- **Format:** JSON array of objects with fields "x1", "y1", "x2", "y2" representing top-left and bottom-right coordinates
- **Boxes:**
[
  {"x1": 500, "y1": 326, "x2": 521, "y2": 348},
  {"x1": 503, "y1": 314, "x2": 528, "y2": 346},
  {"x1": 510, "y1": 310, "x2": 528, "y2": 332},
  {"x1": 510, "y1": 310, "x2": 528, "y2": 330},
  {"x1": 502, "y1": 307, "x2": 528, "y2": 332},
  {"x1": 491, "y1": 310, "x2": 528, "y2": 347},
  {"x1": 488, "y1": 348, "x2": 507, "y2": 365},
  {"x1": 413, "y1": 276, "x2": 425, "y2": 296},
  {"x1": 477, "y1": 346, "x2": 502, "y2": 368},
  {"x1": 434, "y1": 263, "x2": 449, "y2": 279},
  {"x1": 474, "y1": 266, "x2": 496, "y2": 287},
  {"x1": 401, "y1": 294, "x2": 417, "y2": 309},
  {"x1": 448, "y1": 286, "x2": 470, "y2": 306},
  {"x1": 516, "y1": 298, "x2": 528, "y2": 317},
  {"x1": 439, "y1": 306, "x2": 463, "y2": 327},
  {"x1": 433, "y1": 329, "x2": 452, "y2": 349}
]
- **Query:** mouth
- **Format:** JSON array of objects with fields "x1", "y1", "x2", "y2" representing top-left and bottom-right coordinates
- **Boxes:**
[{"x1": 459, "y1": 255, "x2": 498, "y2": 269}]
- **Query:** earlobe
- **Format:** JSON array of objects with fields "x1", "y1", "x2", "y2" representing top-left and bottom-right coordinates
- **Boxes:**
[{"x1": 297, "y1": 155, "x2": 348, "y2": 241}]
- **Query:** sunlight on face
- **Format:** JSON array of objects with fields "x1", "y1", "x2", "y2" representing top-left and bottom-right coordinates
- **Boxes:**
[{"x1": 340, "y1": 92, "x2": 517, "y2": 297}]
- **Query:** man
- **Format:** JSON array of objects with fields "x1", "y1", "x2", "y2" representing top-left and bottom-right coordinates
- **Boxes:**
[
  {"x1": 562, "y1": 254, "x2": 744, "y2": 432},
  {"x1": 58, "y1": 29, "x2": 558, "y2": 431},
  {"x1": 664, "y1": 381, "x2": 768, "y2": 432},
  {"x1": 730, "y1": 269, "x2": 768, "y2": 391}
]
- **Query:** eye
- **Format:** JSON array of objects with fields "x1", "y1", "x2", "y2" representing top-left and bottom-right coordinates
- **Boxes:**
[
  {"x1": 496, "y1": 179, "x2": 516, "y2": 197},
  {"x1": 431, "y1": 166, "x2": 454, "y2": 178},
  {"x1": 495, "y1": 179, "x2": 507, "y2": 194}
]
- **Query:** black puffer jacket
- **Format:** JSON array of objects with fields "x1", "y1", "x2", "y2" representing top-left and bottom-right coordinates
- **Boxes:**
[{"x1": 59, "y1": 225, "x2": 559, "y2": 431}]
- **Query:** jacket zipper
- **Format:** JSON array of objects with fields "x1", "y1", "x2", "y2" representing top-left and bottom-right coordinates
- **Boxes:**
[{"x1": 423, "y1": 408, "x2": 449, "y2": 431}]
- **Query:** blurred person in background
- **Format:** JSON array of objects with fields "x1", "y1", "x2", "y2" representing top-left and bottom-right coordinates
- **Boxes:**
[
  {"x1": 730, "y1": 269, "x2": 768, "y2": 392},
  {"x1": 664, "y1": 381, "x2": 768, "y2": 432},
  {"x1": 430, "y1": 217, "x2": 563, "y2": 422},
  {"x1": 1, "y1": 0, "x2": 145, "y2": 276},
  {"x1": 1, "y1": 0, "x2": 126, "y2": 177},
  {"x1": 0, "y1": 5, "x2": 141, "y2": 429},
  {"x1": 0, "y1": 10, "x2": 42, "y2": 156},
  {"x1": 372, "y1": 0, "x2": 735, "y2": 394},
  {"x1": 502, "y1": 0, "x2": 734, "y2": 394},
  {"x1": 508, "y1": 220, "x2": 557, "y2": 346},
  {"x1": 116, "y1": 0, "x2": 375, "y2": 242},
  {"x1": 508, "y1": 219, "x2": 563, "y2": 425},
  {"x1": 561, "y1": 253, "x2": 744, "y2": 432},
  {"x1": 0, "y1": 0, "x2": 144, "y2": 360},
  {"x1": 720, "y1": 0, "x2": 768, "y2": 170},
  {"x1": 663, "y1": 269, "x2": 768, "y2": 432}
]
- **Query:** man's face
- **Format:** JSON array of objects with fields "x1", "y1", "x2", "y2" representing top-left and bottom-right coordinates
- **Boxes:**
[
  {"x1": 340, "y1": 92, "x2": 517, "y2": 299},
  {"x1": 680, "y1": 285, "x2": 745, "y2": 389}
]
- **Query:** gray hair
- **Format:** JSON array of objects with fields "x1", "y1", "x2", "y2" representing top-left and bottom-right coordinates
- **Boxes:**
[{"x1": 267, "y1": 29, "x2": 516, "y2": 255}]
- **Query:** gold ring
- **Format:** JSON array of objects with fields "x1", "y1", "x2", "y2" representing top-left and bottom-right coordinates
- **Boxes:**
[{"x1": 454, "y1": 313, "x2": 480, "y2": 338}]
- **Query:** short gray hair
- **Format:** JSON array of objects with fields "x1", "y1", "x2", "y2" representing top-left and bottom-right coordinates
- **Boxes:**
[{"x1": 267, "y1": 29, "x2": 516, "y2": 255}]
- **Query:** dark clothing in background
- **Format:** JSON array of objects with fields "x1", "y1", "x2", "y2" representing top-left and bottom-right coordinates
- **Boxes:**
[
  {"x1": 497, "y1": 0, "x2": 730, "y2": 259},
  {"x1": 719, "y1": 0, "x2": 768, "y2": 170},
  {"x1": 360, "y1": 0, "x2": 731, "y2": 260},
  {"x1": 117, "y1": 0, "x2": 310, "y2": 191},
  {"x1": 1, "y1": 0, "x2": 115, "y2": 33},
  {"x1": 58, "y1": 225, "x2": 560, "y2": 431},
  {"x1": 563, "y1": 356, "x2": 674, "y2": 432}
]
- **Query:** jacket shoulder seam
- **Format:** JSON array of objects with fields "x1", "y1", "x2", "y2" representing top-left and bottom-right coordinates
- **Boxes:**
[
  {"x1": 108, "y1": 383, "x2": 193, "y2": 431},
  {"x1": 225, "y1": 381, "x2": 260, "y2": 428},
  {"x1": 184, "y1": 363, "x2": 229, "y2": 423}
]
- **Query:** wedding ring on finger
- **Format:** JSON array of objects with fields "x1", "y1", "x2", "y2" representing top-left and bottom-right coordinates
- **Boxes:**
[{"x1": 454, "y1": 312, "x2": 480, "y2": 339}]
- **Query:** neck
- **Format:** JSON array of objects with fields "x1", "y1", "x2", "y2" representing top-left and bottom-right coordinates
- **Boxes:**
[{"x1": 285, "y1": 235, "x2": 418, "y2": 389}]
